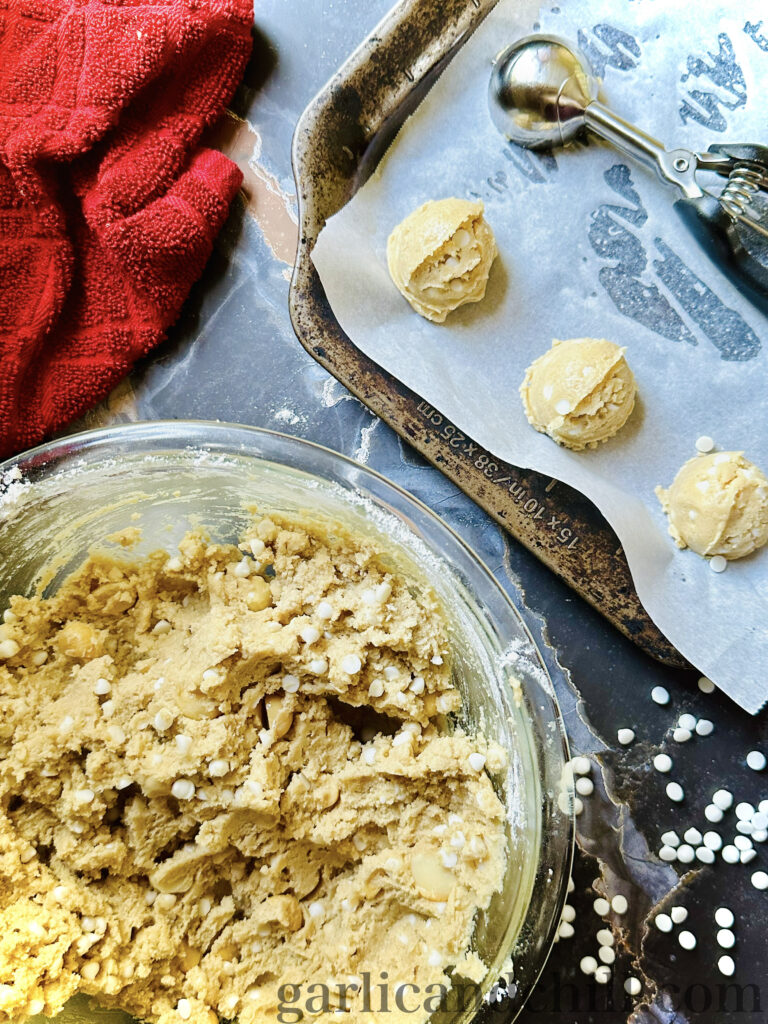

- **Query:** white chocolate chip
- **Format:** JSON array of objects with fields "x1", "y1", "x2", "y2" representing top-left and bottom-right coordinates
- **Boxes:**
[
  {"x1": 171, "y1": 780, "x2": 195, "y2": 801},
  {"x1": 153, "y1": 709, "x2": 175, "y2": 732},
  {"x1": 341, "y1": 653, "x2": 362, "y2": 675},
  {"x1": 175, "y1": 735, "x2": 192, "y2": 755},
  {"x1": 283, "y1": 674, "x2": 300, "y2": 693}
]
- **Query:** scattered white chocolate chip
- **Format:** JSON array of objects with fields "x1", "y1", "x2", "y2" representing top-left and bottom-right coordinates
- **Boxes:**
[
  {"x1": 209, "y1": 759, "x2": 229, "y2": 778},
  {"x1": 684, "y1": 828, "x2": 702, "y2": 845},
  {"x1": 695, "y1": 435, "x2": 715, "y2": 453},
  {"x1": 651, "y1": 686, "x2": 670, "y2": 706},
  {"x1": 746, "y1": 750, "x2": 766, "y2": 771},
  {"x1": 661, "y1": 830, "x2": 681, "y2": 847},
  {"x1": 718, "y1": 955, "x2": 735, "y2": 977},
  {"x1": 666, "y1": 782, "x2": 684, "y2": 802},
  {"x1": 579, "y1": 956, "x2": 598, "y2": 976},
  {"x1": 571, "y1": 756, "x2": 591, "y2": 775},
  {"x1": 283, "y1": 674, "x2": 300, "y2": 693},
  {"x1": 715, "y1": 907, "x2": 734, "y2": 928},
  {"x1": 655, "y1": 914, "x2": 673, "y2": 933},
  {"x1": 611, "y1": 895, "x2": 628, "y2": 915},
  {"x1": 617, "y1": 728, "x2": 635, "y2": 745},
  {"x1": 575, "y1": 777, "x2": 594, "y2": 796},
  {"x1": 593, "y1": 898, "x2": 610, "y2": 916},
  {"x1": 177, "y1": 999, "x2": 192, "y2": 1020},
  {"x1": 308, "y1": 901, "x2": 324, "y2": 918},
  {"x1": 300, "y1": 626, "x2": 320, "y2": 645},
  {"x1": 703, "y1": 831, "x2": 722, "y2": 851},
  {"x1": 717, "y1": 929, "x2": 736, "y2": 949},
  {"x1": 316, "y1": 601, "x2": 334, "y2": 620},
  {"x1": 709, "y1": 555, "x2": 727, "y2": 573},
  {"x1": 308, "y1": 658, "x2": 327, "y2": 675},
  {"x1": 624, "y1": 977, "x2": 642, "y2": 996},
  {"x1": 93, "y1": 678, "x2": 111, "y2": 695},
  {"x1": 678, "y1": 930, "x2": 697, "y2": 950},
  {"x1": 670, "y1": 906, "x2": 688, "y2": 924},
  {"x1": 468, "y1": 752, "x2": 486, "y2": 773},
  {"x1": 713, "y1": 789, "x2": 733, "y2": 810},
  {"x1": 705, "y1": 804, "x2": 724, "y2": 823},
  {"x1": 696, "y1": 719, "x2": 714, "y2": 736},
  {"x1": 654, "y1": 754, "x2": 673, "y2": 773},
  {"x1": 751, "y1": 870, "x2": 768, "y2": 890},
  {"x1": 368, "y1": 680, "x2": 384, "y2": 698},
  {"x1": 698, "y1": 676, "x2": 715, "y2": 694}
]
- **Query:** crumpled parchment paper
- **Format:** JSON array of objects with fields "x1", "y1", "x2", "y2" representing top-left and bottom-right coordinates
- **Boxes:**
[{"x1": 312, "y1": 0, "x2": 768, "y2": 712}]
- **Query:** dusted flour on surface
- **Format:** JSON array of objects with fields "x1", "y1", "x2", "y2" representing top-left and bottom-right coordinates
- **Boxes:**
[{"x1": 0, "y1": 515, "x2": 507, "y2": 1024}]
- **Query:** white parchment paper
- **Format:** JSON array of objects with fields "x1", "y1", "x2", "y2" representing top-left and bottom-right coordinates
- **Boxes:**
[{"x1": 312, "y1": 0, "x2": 768, "y2": 712}]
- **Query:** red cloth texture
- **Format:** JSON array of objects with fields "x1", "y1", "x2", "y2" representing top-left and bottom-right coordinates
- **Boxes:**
[{"x1": 0, "y1": 0, "x2": 253, "y2": 458}]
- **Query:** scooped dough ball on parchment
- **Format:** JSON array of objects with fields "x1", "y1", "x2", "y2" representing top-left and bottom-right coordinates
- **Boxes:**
[
  {"x1": 387, "y1": 198, "x2": 497, "y2": 322},
  {"x1": 656, "y1": 451, "x2": 768, "y2": 560},
  {"x1": 520, "y1": 337, "x2": 637, "y2": 450}
]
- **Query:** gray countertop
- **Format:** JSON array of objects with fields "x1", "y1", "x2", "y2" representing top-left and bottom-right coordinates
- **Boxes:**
[{"x1": 76, "y1": 0, "x2": 767, "y2": 1017}]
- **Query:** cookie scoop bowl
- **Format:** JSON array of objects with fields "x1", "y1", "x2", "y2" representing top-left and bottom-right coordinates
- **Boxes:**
[{"x1": 0, "y1": 422, "x2": 572, "y2": 1024}]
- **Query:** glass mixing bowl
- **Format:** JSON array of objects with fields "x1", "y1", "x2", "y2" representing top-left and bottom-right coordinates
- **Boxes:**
[{"x1": 0, "y1": 421, "x2": 572, "y2": 1024}]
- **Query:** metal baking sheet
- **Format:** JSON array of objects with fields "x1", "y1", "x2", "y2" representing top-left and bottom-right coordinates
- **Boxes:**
[{"x1": 289, "y1": 0, "x2": 684, "y2": 667}]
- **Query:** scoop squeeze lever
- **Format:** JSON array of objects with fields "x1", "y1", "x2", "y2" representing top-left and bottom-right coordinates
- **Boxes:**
[{"x1": 488, "y1": 34, "x2": 768, "y2": 307}]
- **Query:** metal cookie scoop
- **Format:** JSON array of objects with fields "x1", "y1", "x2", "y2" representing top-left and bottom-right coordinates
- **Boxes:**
[{"x1": 488, "y1": 34, "x2": 768, "y2": 305}]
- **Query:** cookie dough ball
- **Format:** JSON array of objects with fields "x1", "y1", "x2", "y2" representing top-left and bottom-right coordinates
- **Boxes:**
[
  {"x1": 387, "y1": 198, "x2": 497, "y2": 322},
  {"x1": 520, "y1": 337, "x2": 636, "y2": 450},
  {"x1": 656, "y1": 451, "x2": 768, "y2": 560}
]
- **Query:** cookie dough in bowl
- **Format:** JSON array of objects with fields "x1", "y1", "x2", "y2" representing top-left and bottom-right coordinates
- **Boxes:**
[
  {"x1": 387, "y1": 199, "x2": 497, "y2": 323},
  {"x1": 656, "y1": 451, "x2": 768, "y2": 560},
  {"x1": 520, "y1": 338, "x2": 636, "y2": 450},
  {"x1": 0, "y1": 423, "x2": 571, "y2": 1024}
]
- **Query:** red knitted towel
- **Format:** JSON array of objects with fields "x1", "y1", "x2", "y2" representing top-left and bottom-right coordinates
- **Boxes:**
[{"x1": 0, "y1": 0, "x2": 253, "y2": 458}]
